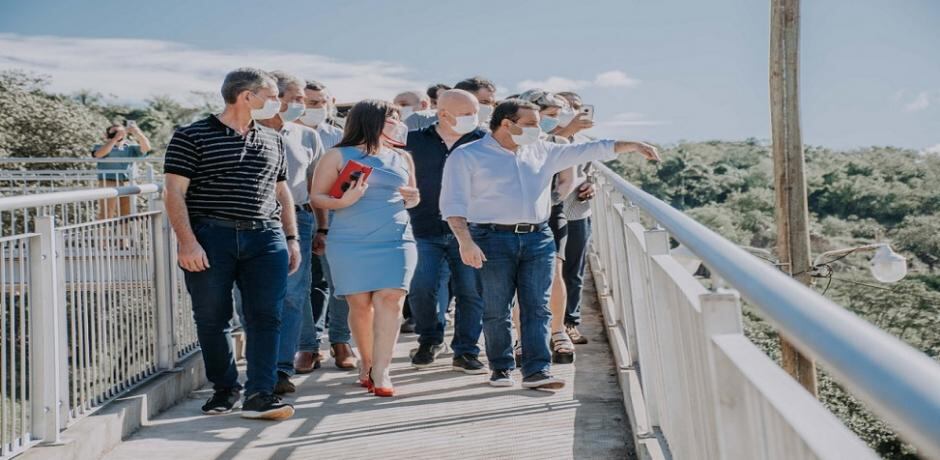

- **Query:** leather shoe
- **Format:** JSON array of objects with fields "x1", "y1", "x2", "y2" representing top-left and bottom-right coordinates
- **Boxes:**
[
  {"x1": 331, "y1": 343, "x2": 358, "y2": 369},
  {"x1": 293, "y1": 351, "x2": 322, "y2": 374}
]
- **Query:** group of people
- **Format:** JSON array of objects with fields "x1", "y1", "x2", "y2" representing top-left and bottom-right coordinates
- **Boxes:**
[{"x1": 157, "y1": 67, "x2": 658, "y2": 421}]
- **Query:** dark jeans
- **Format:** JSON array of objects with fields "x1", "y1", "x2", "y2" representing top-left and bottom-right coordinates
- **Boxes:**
[
  {"x1": 409, "y1": 234, "x2": 483, "y2": 356},
  {"x1": 563, "y1": 217, "x2": 592, "y2": 326},
  {"x1": 276, "y1": 210, "x2": 314, "y2": 376},
  {"x1": 472, "y1": 226, "x2": 555, "y2": 377},
  {"x1": 184, "y1": 220, "x2": 288, "y2": 396}
]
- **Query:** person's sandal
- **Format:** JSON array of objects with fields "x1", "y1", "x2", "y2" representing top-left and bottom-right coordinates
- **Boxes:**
[
  {"x1": 551, "y1": 331, "x2": 576, "y2": 364},
  {"x1": 566, "y1": 325, "x2": 588, "y2": 345}
]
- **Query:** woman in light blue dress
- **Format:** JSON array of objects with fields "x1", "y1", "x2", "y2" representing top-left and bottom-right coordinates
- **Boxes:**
[{"x1": 310, "y1": 100, "x2": 419, "y2": 396}]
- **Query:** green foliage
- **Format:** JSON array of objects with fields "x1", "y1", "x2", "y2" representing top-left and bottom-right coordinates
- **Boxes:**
[
  {"x1": 614, "y1": 140, "x2": 940, "y2": 459},
  {"x1": 0, "y1": 70, "x2": 108, "y2": 158}
]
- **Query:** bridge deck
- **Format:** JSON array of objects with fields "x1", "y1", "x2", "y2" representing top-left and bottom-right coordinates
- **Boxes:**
[{"x1": 102, "y1": 275, "x2": 632, "y2": 460}]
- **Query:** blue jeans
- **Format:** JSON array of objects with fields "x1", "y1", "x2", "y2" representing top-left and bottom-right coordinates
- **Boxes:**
[
  {"x1": 184, "y1": 220, "x2": 288, "y2": 395},
  {"x1": 276, "y1": 210, "x2": 314, "y2": 376},
  {"x1": 563, "y1": 217, "x2": 592, "y2": 326},
  {"x1": 410, "y1": 234, "x2": 483, "y2": 356},
  {"x1": 472, "y1": 226, "x2": 555, "y2": 377},
  {"x1": 303, "y1": 253, "x2": 352, "y2": 348}
]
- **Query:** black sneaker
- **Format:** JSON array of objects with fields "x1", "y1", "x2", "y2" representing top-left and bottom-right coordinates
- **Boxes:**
[
  {"x1": 489, "y1": 369, "x2": 515, "y2": 387},
  {"x1": 400, "y1": 319, "x2": 416, "y2": 334},
  {"x1": 452, "y1": 354, "x2": 488, "y2": 375},
  {"x1": 273, "y1": 371, "x2": 296, "y2": 395},
  {"x1": 412, "y1": 343, "x2": 445, "y2": 369},
  {"x1": 522, "y1": 371, "x2": 566, "y2": 391},
  {"x1": 201, "y1": 387, "x2": 241, "y2": 415},
  {"x1": 240, "y1": 392, "x2": 294, "y2": 420}
]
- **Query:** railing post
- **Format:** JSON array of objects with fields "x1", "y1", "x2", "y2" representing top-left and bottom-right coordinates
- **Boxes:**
[
  {"x1": 699, "y1": 290, "x2": 745, "y2": 459},
  {"x1": 28, "y1": 216, "x2": 65, "y2": 443},
  {"x1": 151, "y1": 199, "x2": 174, "y2": 369},
  {"x1": 639, "y1": 227, "x2": 670, "y2": 428},
  {"x1": 128, "y1": 163, "x2": 139, "y2": 214}
]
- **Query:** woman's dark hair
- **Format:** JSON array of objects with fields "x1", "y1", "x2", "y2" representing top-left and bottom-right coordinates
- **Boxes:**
[
  {"x1": 335, "y1": 99, "x2": 398, "y2": 155},
  {"x1": 489, "y1": 99, "x2": 539, "y2": 132}
]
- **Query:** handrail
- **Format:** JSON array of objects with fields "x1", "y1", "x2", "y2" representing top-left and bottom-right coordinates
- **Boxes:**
[
  {"x1": 593, "y1": 161, "x2": 940, "y2": 454},
  {"x1": 0, "y1": 184, "x2": 162, "y2": 211},
  {"x1": 0, "y1": 157, "x2": 162, "y2": 164}
]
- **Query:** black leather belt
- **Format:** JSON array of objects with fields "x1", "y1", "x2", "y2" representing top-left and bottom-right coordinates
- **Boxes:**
[
  {"x1": 193, "y1": 217, "x2": 282, "y2": 230},
  {"x1": 295, "y1": 203, "x2": 314, "y2": 213},
  {"x1": 472, "y1": 222, "x2": 548, "y2": 234}
]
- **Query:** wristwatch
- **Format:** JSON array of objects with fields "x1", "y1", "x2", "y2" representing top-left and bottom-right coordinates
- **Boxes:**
[
  {"x1": 286, "y1": 235, "x2": 298, "y2": 242},
  {"x1": 316, "y1": 228, "x2": 329, "y2": 235}
]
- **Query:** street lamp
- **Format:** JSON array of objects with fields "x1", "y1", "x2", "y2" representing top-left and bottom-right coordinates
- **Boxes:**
[
  {"x1": 812, "y1": 243, "x2": 907, "y2": 284},
  {"x1": 670, "y1": 244, "x2": 779, "y2": 275}
]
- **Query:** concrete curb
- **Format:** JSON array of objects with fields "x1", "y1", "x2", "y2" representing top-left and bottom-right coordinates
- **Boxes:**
[{"x1": 20, "y1": 352, "x2": 206, "y2": 460}]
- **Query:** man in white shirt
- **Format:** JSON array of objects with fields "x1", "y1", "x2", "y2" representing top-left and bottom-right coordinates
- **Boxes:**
[{"x1": 441, "y1": 99, "x2": 659, "y2": 390}]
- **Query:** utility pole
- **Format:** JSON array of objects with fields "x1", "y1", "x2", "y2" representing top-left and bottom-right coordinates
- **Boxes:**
[{"x1": 770, "y1": 0, "x2": 818, "y2": 396}]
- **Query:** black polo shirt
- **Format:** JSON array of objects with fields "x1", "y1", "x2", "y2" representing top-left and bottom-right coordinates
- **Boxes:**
[
  {"x1": 404, "y1": 124, "x2": 486, "y2": 238},
  {"x1": 164, "y1": 115, "x2": 287, "y2": 221}
]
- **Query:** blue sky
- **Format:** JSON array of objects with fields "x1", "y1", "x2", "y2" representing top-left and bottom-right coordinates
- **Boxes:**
[{"x1": 0, "y1": 0, "x2": 937, "y2": 151}]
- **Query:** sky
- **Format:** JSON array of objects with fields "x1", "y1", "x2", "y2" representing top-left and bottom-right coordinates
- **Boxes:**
[{"x1": 0, "y1": 0, "x2": 937, "y2": 151}]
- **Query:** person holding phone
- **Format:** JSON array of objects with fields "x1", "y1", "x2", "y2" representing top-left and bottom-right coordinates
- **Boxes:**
[
  {"x1": 91, "y1": 120, "x2": 152, "y2": 219},
  {"x1": 310, "y1": 99, "x2": 420, "y2": 397}
]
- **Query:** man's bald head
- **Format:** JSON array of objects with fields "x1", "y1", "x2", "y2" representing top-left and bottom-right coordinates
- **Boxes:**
[
  {"x1": 393, "y1": 90, "x2": 430, "y2": 110},
  {"x1": 438, "y1": 89, "x2": 479, "y2": 115}
]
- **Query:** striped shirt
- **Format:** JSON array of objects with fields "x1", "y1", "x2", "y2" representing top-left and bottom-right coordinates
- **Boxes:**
[{"x1": 164, "y1": 115, "x2": 287, "y2": 221}]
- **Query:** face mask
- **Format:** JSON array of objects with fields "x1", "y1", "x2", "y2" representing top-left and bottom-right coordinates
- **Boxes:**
[
  {"x1": 300, "y1": 107, "x2": 327, "y2": 126},
  {"x1": 451, "y1": 114, "x2": 478, "y2": 134},
  {"x1": 558, "y1": 108, "x2": 576, "y2": 127},
  {"x1": 382, "y1": 119, "x2": 408, "y2": 147},
  {"x1": 477, "y1": 104, "x2": 494, "y2": 125},
  {"x1": 509, "y1": 123, "x2": 541, "y2": 146},
  {"x1": 539, "y1": 116, "x2": 560, "y2": 133},
  {"x1": 250, "y1": 94, "x2": 281, "y2": 120},
  {"x1": 279, "y1": 102, "x2": 305, "y2": 123},
  {"x1": 399, "y1": 106, "x2": 415, "y2": 121}
]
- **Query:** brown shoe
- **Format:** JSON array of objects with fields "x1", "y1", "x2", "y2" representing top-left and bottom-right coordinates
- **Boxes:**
[
  {"x1": 331, "y1": 343, "x2": 358, "y2": 369},
  {"x1": 567, "y1": 325, "x2": 589, "y2": 345},
  {"x1": 293, "y1": 351, "x2": 322, "y2": 374}
]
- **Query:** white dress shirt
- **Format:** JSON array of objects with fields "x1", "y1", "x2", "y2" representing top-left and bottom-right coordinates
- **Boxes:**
[{"x1": 440, "y1": 134, "x2": 616, "y2": 224}]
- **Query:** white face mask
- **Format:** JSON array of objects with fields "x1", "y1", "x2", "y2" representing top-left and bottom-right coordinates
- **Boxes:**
[
  {"x1": 279, "y1": 102, "x2": 305, "y2": 123},
  {"x1": 477, "y1": 104, "x2": 494, "y2": 125},
  {"x1": 250, "y1": 95, "x2": 281, "y2": 120},
  {"x1": 510, "y1": 123, "x2": 541, "y2": 146},
  {"x1": 399, "y1": 106, "x2": 415, "y2": 121},
  {"x1": 451, "y1": 114, "x2": 478, "y2": 134},
  {"x1": 558, "y1": 108, "x2": 577, "y2": 127},
  {"x1": 300, "y1": 107, "x2": 327, "y2": 126},
  {"x1": 382, "y1": 119, "x2": 408, "y2": 147}
]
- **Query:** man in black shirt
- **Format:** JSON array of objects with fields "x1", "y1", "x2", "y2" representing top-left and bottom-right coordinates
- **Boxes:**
[
  {"x1": 164, "y1": 68, "x2": 301, "y2": 421},
  {"x1": 405, "y1": 89, "x2": 487, "y2": 373}
]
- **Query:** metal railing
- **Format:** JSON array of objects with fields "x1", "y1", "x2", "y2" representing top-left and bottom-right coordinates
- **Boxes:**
[
  {"x1": 0, "y1": 184, "x2": 198, "y2": 459},
  {"x1": 589, "y1": 161, "x2": 940, "y2": 459}
]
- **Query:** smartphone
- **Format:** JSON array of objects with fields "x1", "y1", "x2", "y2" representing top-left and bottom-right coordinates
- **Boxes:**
[
  {"x1": 126, "y1": 120, "x2": 137, "y2": 128},
  {"x1": 579, "y1": 105, "x2": 594, "y2": 121}
]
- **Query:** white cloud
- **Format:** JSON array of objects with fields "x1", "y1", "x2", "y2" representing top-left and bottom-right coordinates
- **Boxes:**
[
  {"x1": 593, "y1": 70, "x2": 640, "y2": 88},
  {"x1": 0, "y1": 33, "x2": 426, "y2": 103},
  {"x1": 516, "y1": 70, "x2": 640, "y2": 92},
  {"x1": 602, "y1": 112, "x2": 670, "y2": 127},
  {"x1": 904, "y1": 91, "x2": 930, "y2": 112}
]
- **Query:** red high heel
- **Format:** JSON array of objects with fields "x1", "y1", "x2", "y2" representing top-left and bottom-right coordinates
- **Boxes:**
[
  {"x1": 359, "y1": 368, "x2": 374, "y2": 392},
  {"x1": 370, "y1": 368, "x2": 394, "y2": 397}
]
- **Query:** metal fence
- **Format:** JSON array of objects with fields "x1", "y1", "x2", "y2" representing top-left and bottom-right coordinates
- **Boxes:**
[
  {"x1": 589, "y1": 161, "x2": 940, "y2": 459},
  {"x1": 0, "y1": 184, "x2": 198, "y2": 459}
]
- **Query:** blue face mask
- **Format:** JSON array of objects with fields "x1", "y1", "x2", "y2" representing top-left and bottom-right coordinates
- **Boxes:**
[{"x1": 539, "y1": 116, "x2": 560, "y2": 133}]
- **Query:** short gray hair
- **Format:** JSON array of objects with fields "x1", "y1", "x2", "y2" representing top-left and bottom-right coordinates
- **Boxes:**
[
  {"x1": 220, "y1": 67, "x2": 277, "y2": 104},
  {"x1": 394, "y1": 90, "x2": 429, "y2": 106},
  {"x1": 268, "y1": 70, "x2": 305, "y2": 97}
]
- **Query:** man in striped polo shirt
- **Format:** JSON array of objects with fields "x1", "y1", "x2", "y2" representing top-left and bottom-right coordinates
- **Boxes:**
[{"x1": 164, "y1": 68, "x2": 301, "y2": 421}]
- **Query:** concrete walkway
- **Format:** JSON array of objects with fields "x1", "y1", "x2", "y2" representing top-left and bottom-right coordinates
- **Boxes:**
[{"x1": 103, "y1": 274, "x2": 632, "y2": 460}]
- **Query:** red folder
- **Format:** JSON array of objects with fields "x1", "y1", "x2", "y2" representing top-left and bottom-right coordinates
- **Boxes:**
[{"x1": 329, "y1": 160, "x2": 373, "y2": 199}]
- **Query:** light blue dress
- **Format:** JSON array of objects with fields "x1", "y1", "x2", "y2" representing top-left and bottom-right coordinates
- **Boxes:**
[{"x1": 326, "y1": 146, "x2": 417, "y2": 298}]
